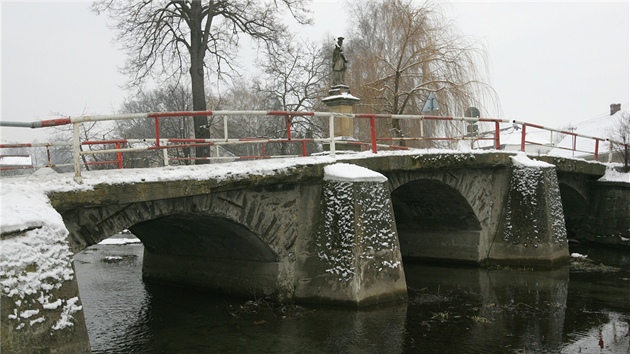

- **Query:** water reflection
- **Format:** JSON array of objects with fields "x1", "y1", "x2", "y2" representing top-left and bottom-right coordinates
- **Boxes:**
[
  {"x1": 402, "y1": 264, "x2": 570, "y2": 353},
  {"x1": 74, "y1": 241, "x2": 629, "y2": 353}
]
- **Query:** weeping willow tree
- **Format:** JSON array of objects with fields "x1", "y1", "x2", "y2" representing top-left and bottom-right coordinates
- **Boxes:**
[{"x1": 345, "y1": 0, "x2": 497, "y2": 148}]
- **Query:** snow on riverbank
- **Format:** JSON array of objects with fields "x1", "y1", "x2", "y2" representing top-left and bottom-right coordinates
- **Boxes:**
[{"x1": 98, "y1": 237, "x2": 142, "y2": 245}]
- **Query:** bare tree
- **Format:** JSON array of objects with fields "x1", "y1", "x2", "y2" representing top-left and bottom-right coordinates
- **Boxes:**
[
  {"x1": 49, "y1": 114, "x2": 118, "y2": 171},
  {"x1": 257, "y1": 37, "x2": 328, "y2": 112},
  {"x1": 608, "y1": 111, "x2": 630, "y2": 171},
  {"x1": 116, "y1": 85, "x2": 199, "y2": 166},
  {"x1": 219, "y1": 79, "x2": 278, "y2": 157},
  {"x1": 345, "y1": 0, "x2": 496, "y2": 147},
  {"x1": 255, "y1": 36, "x2": 329, "y2": 154},
  {"x1": 92, "y1": 0, "x2": 312, "y2": 162}
]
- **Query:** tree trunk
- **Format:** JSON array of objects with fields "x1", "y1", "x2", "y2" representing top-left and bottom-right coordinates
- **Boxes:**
[
  {"x1": 392, "y1": 70, "x2": 406, "y2": 147},
  {"x1": 190, "y1": 1, "x2": 210, "y2": 164}
]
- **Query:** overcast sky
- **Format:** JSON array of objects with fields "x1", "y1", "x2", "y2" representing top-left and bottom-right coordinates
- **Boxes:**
[{"x1": 1, "y1": 0, "x2": 628, "y2": 143}]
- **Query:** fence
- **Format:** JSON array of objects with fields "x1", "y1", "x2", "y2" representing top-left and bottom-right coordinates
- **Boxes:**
[{"x1": 1, "y1": 110, "x2": 626, "y2": 183}]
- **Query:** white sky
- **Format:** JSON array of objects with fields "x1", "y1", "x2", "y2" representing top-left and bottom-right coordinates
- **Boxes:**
[{"x1": 1, "y1": 0, "x2": 628, "y2": 143}]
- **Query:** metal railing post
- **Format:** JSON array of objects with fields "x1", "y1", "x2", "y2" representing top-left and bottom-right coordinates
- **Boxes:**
[
  {"x1": 370, "y1": 115, "x2": 377, "y2": 153},
  {"x1": 46, "y1": 144, "x2": 52, "y2": 167},
  {"x1": 72, "y1": 122, "x2": 83, "y2": 184},
  {"x1": 609, "y1": 141, "x2": 614, "y2": 163},
  {"x1": 594, "y1": 140, "x2": 600, "y2": 161},
  {"x1": 116, "y1": 143, "x2": 123, "y2": 169},
  {"x1": 495, "y1": 121, "x2": 501, "y2": 149},
  {"x1": 163, "y1": 148, "x2": 169, "y2": 166},
  {"x1": 420, "y1": 119, "x2": 424, "y2": 139},
  {"x1": 223, "y1": 116, "x2": 229, "y2": 141},
  {"x1": 520, "y1": 124, "x2": 527, "y2": 152},
  {"x1": 154, "y1": 117, "x2": 160, "y2": 147}
]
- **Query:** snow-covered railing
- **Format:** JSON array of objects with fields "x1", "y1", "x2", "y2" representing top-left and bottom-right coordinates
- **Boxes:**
[{"x1": 1, "y1": 110, "x2": 627, "y2": 183}]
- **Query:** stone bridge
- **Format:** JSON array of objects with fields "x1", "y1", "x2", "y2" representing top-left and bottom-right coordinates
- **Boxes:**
[
  {"x1": 4, "y1": 151, "x2": 624, "y2": 353},
  {"x1": 49, "y1": 152, "x2": 608, "y2": 303}
]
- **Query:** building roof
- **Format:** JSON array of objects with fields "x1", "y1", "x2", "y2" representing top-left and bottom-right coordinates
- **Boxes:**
[{"x1": 549, "y1": 109, "x2": 627, "y2": 158}]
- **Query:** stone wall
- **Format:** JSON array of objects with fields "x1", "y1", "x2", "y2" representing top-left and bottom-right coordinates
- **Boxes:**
[{"x1": 577, "y1": 181, "x2": 630, "y2": 247}]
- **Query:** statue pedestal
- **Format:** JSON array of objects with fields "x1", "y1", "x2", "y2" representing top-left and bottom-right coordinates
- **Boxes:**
[{"x1": 322, "y1": 84, "x2": 360, "y2": 141}]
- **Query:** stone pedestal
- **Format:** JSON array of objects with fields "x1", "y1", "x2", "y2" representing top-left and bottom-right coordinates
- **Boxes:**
[{"x1": 322, "y1": 85, "x2": 360, "y2": 139}]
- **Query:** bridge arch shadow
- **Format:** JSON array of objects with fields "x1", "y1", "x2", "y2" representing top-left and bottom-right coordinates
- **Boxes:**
[
  {"x1": 130, "y1": 214, "x2": 278, "y2": 262},
  {"x1": 558, "y1": 183, "x2": 588, "y2": 239},
  {"x1": 61, "y1": 190, "x2": 298, "y2": 299},
  {"x1": 390, "y1": 178, "x2": 483, "y2": 264}
]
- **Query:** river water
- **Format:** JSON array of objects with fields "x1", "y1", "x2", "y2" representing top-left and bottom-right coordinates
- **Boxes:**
[{"x1": 74, "y1": 238, "x2": 629, "y2": 353}]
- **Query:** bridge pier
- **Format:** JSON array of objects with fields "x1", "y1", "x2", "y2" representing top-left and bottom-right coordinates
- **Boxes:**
[
  {"x1": 294, "y1": 164, "x2": 408, "y2": 306},
  {"x1": 487, "y1": 159, "x2": 569, "y2": 267},
  {"x1": 0, "y1": 229, "x2": 90, "y2": 353}
]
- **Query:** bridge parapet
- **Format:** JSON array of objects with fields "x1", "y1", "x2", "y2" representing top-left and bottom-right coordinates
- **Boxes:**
[{"x1": 532, "y1": 155, "x2": 606, "y2": 177}]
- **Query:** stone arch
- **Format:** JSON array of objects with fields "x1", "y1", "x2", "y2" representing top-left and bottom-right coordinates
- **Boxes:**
[
  {"x1": 385, "y1": 169, "x2": 500, "y2": 264},
  {"x1": 391, "y1": 179, "x2": 481, "y2": 232},
  {"x1": 61, "y1": 188, "x2": 300, "y2": 258},
  {"x1": 558, "y1": 182, "x2": 588, "y2": 238},
  {"x1": 59, "y1": 183, "x2": 310, "y2": 298},
  {"x1": 129, "y1": 214, "x2": 278, "y2": 262}
]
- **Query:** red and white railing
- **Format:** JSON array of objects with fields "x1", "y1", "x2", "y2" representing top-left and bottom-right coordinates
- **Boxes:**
[{"x1": 1, "y1": 110, "x2": 626, "y2": 183}]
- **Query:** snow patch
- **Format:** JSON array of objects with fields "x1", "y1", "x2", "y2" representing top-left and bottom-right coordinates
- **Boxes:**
[
  {"x1": 321, "y1": 92, "x2": 360, "y2": 102},
  {"x1": 103, "y1": 256, "x2": 123, "y2": 262},
  {"x1": 29, "y1": 317, "x2": 45, "y2": 326},
  {"x1": 52, "y1": 296, "x2": 82, "y2": 330},
  {"x1": 0, "y1": 182, "x2": 76, "y2": 331},
  {"x1": 571, "y1": 253, "x2": 588, "y2": 259},
  {"x1": 42, "y1": 298, "x2": 63, "y2": 310},
  {"x1": 20, "y1": 309, "x2": 39, "y2": 319},
  {"x1": 98, "y1": 238, "x2": 141, "y2": 245},
  {"x1": 510, "y1": 152, "x2": 553, "y2": 168},
  {"x1": 598, "y1": 166, "x2": 630, "y2": 183},
  {"x1": 324, "y1": 163, "x2": 387, "y2": 183}
]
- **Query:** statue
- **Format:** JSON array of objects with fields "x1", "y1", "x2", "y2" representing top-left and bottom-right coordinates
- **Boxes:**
[{"x1": 332, "y1": 37, "x2": 347, "y2": 86}]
